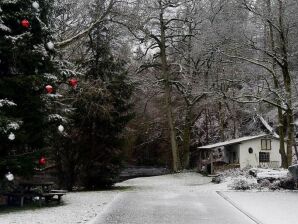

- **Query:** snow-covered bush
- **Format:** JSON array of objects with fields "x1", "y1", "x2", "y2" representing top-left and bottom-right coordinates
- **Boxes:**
[
  {"x1": 220, "y1": 168, "x2": 251, "y2": 179},
  {"x1": 220, "y1": 168, "x2": 296, "y2": 191},
  {"x1": 229, "y1": 179, "x2": 251, "y2": 190},
  {"x1": 259, "y1": 179, "x2": 271, "y2": 188},
  {"x1": 268, "y1": 181, "x2": 280, "y2": 191},
  {"x1": 212, "y1": 175, "x2": 223, "y2": 184}
]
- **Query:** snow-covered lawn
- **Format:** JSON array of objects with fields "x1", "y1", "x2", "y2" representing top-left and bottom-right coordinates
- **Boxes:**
[
  {"x1": 221, "y1": 191, "x2": 298, "y2": 224},
  {"x1": 0, "y1": 190, "x2": 120, "y2": 224}
]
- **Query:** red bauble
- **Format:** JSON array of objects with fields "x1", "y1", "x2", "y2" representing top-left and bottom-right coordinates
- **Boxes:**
[
  {"x1": 45, "y1": 85, "x2": 53, "y2": 94},
  {"x1": 69, "y1": 78, "x2": 78, "y2": 88},
  {"x1": 21, "y1": 19, "x2": 30, "y2": 28},
  {"x1": 39, "y1": 157, "x2": 46, "y2": 166}
]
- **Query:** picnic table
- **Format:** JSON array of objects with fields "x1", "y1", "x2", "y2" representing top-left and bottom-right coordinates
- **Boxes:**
[{"x1": 4, "y1": 181, "x2": 67, "y2": 207}]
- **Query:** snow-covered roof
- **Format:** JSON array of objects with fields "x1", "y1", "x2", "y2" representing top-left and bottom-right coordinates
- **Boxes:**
[{"x1": 198, "y1": 134, "x2": 270, "y2": 149}]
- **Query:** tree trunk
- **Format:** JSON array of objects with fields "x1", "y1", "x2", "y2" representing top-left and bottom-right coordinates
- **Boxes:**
[
  {"x1": 159, "y1": 2, "x2": 180, "y2": 171},
  {"x1": 286, "y1": 109, "x2": 294, "y2": 166},
  {"x1": 181, "y1": 107, "x2": 192, "y2": 169},
  {"x1": 205, "y1": 107, "x2": 209, "y2": 144},
  {"x1": 278, "y1": 0, "x2": 294, "y2": 165},
  {"x1": 278, "y1": 110, "x2": 288, "y2": 168},
  {"x1": 266, "y1": 0, "x2": 288, "y2": 167},
  {"x1": 218, "y1": 101, "x2": 225, "y2": 141}
]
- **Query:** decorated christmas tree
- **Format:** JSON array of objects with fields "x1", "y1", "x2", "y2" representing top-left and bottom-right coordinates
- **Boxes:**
[{"x1": 0, "y1": 0, "x2": 59, "y2": 182}]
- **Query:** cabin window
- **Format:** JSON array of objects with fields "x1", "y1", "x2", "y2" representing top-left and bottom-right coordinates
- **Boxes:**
[
  {"x1": 259, "y1": 152, "x2": 270, "y2": 162},
  {"x1": 261, "y1": 139, "x2": 271, "y2": 150},
  {"x1": 248, "y1": 148, "x2": 253, "y2": 154}
]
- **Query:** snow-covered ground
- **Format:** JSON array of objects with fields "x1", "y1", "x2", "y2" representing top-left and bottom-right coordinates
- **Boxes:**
[
  {"x1": 221, "y1": 191, "x2": 298, "y2": 224},
  {"x1": 0, "y1": 170, "x2": 297, "y2": 224},
  {"x1": 0, "y1": 191, "x2": 120, "y2": 224}
]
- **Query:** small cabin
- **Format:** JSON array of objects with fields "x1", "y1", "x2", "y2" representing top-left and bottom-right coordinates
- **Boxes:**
[{"x1": 197, "y1": 134, "x2": 284, "y2": 170}]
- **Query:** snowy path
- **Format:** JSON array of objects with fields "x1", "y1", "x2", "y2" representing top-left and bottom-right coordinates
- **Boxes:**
[{"x1": 93, "y1": 173, "x2": 256, "y2": 224}]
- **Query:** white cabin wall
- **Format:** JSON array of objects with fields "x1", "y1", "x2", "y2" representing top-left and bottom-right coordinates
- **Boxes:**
[{"x1": 239, "y1": 138, "x2": 282, "y2": 169}]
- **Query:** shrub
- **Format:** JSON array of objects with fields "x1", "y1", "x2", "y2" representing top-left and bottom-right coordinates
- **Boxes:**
[
  {"x1": 279, "y1": 177, "x2": 296, "y2": 190},
  {"x1": 229, "y1": 179, "x2": 251, "y2": 190},
  {"x1": 259, "y1": 179, "x2": 271, "y2": 188},
  {"x1": 269, "y1": 181, "x2": 280, "y2": 191},
  {"x1": 212, "y1": 175, "x2": 223, "y2": 184}
]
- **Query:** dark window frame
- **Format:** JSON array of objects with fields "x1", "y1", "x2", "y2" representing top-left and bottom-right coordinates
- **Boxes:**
[{"x1": 259, "y1": 152, "x2": 270, "y2": 163}]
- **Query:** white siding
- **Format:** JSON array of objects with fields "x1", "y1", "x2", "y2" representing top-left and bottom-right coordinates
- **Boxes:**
[{"x1": 238, "y1": 138, "x2": 282, "y2": 169}]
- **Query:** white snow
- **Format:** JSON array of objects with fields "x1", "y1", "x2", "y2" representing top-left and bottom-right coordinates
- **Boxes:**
[
  {"x1": 0, "y1": 191, "x2": 119, "y2": 224},
  {"x1": 0, "y1": 173, "x2": 297, "y2": 224},
  {"x1": 2, "y1": 0, "x2": 18, "y2": 4},
  {"x1": 0, "y1": 24, "x2": 11, "y2": 32},
  {"x1": 43, "y1": 73, "x2": 58, "y2": 81},
  {"x1": 221, "y1": 191, "x2": 298, "y2": 224},
  {"x1": 44, "y1": 93, "x2": 63, "y2": 99},
  {"x1": 5, "y1": 33, "x2": 30, "y2": 44},
  {"x1": 7, "y1": 122, "x2": 20, "y2": 130},
  {"x1": 48, "y1": 114, "x2": 67, "y2": 122},
  {"x1": 0, "y1": 99, "x2": 16, "y2": 107},
  {"x1": 33, "y1": 44, "x2": 49, "y2": 57},
  {"x1": 256, "y1": 169, "x2": 289, "y2": 180}
]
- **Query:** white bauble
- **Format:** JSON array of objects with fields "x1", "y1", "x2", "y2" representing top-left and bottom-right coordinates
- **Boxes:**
[
  {"x1": 8, "y1": 133, "x2": 15, "y2": 141},
  {"x1": 32, "y1": 1, "x2": 40, "y2": 9},
  {"x1": 46, "y1": 41, "x2": 54, "y2": 50},
  {"x1": 5, "y1": 172, "x2": 14, "y2": 181},
  {"x1": 58, "y1": 125, "x2": 64, "y2": 133}
]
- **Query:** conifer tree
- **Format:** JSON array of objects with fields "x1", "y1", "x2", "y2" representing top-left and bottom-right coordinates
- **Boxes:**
[
  {"x1": 0, "y1": 0, "x2": 58, "y2": 179},
  {"x1": 56, "y1": 25, "x2": 134, "y2": 189}
]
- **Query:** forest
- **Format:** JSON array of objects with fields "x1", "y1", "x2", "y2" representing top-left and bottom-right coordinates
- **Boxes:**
[{"x1": 1, "y1": 0, "x2": 298, "y2": 190}]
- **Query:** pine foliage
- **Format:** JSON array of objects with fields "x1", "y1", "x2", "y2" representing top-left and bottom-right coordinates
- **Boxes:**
[{"x1": 0, "y1": 0, "x2": 58, "y2": 178}]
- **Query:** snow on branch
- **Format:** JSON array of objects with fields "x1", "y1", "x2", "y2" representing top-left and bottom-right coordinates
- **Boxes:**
[
  {"x1": 55, "y1": 0, "x2": 116, "y2": 48},
  {"x1": 0, "y1": 99, "x2": 16, "y2": 107},
  {"x1": 256, "y1": 113, "x2": 279, "y2": 138}
]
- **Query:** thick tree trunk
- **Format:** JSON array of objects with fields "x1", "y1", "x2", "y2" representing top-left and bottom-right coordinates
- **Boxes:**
[
  {"x1": 181, "y1": 107, "x2": 192, "y2": 169},
  {"x1": 266, "y1": 0, "x2": 288, "y2": 167},
  {"x1": 180, "y1": 20, "x2": 193, "y2": 170},
  {"x1": 159, "y1": 2, "x2": 180, "y2": 171},
  {"x1": 277, "y1": 0, "x2": 294, "y2": 166},
  {"x1": 286, "y1": 110, "x2": 294, "y2": 166},
  {"x1": 278, "y1": 110, "x2": 288, "y2": 168}
]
